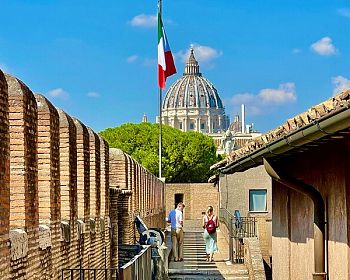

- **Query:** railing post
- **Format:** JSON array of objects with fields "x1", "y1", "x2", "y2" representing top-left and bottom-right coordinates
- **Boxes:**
[{"x1": 229, "y1": 215, "x2": 234, "y2": 264}]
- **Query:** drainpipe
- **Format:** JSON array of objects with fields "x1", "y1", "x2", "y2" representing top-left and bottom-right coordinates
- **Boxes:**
[{"x1": 263, "y1": 159, "x2": 327, "y2": 280}]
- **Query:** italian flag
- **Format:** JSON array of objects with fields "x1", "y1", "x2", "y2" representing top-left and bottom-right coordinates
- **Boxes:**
[{"x1": 158, "y1": 12, "x2": 176, "y2": 89}]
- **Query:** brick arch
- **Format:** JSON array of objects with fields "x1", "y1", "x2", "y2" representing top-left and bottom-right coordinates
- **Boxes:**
[
  {"x1": 6, "y1": 74, "x2": 39, "y2": 279},
  {"x1": 0, "y1": 70, "x2": 10, "y2": 280}
]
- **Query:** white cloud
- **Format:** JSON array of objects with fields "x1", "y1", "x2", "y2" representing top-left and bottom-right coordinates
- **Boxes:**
[
  {"x1": 259, "y1": 83, "x2": 296, "y2": 104},
  {"x1": 130, "y1": 14, "x2": 157, "y2": 28},
  {"x1": 47, "y1": 88, "x2": 69, "y2": 100},
  {"x1": 87, "y1": 92, "x2": 100, "y2": 98},
  {"x1": 337, "y1": 8, "x2": 350, "y2": 18},
  {"x1": 292, "y1": 48, "x2": 301, "y2": 54},
  {"x1": 127, "y1": 55, "x2": 139, "y2": 63},
  {"x1": 332, "y1": 75, "x2": 350, "y2": 95},
  {"x1": 229, "y1": 83, "x2": 297, "y2": 116},
  {"x1": 310, "y1": 37, "x2": 337, "y2": 56},
  {"x1": 176, "y1": 44, "x2": 222, "y2": 64}
]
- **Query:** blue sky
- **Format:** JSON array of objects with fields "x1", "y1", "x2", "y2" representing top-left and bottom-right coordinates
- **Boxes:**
[{"x1": 1, "y1": 0, "x2": 350, "y2": 133}]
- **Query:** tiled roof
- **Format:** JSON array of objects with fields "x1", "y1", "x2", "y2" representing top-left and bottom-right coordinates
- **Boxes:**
[{"x1": 212, "y1": 89, "x2": 350, "y2": 170}]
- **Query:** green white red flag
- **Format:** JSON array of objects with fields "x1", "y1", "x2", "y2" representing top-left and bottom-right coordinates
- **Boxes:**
[{"x1": 158, "y1": 12, "x2": 176, "y2": 89}]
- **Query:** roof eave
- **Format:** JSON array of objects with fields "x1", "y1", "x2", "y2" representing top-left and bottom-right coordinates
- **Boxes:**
[{"x1": 217, "y1": 104, "x2": 350, "y2": 174}]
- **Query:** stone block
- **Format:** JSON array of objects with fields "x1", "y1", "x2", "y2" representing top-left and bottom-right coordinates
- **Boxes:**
[
  {"x1": 76, "y1": 219, "x2": 85, "y2": 240},
  {"x1": 60, "y1": 221, "x2": 70, "y2": 243},
  {"x1": 39, "y1": 224, "x2": 52, "y2": 250},
  {"x1": 90, "y1": 218, "x2": 96, "y2": 234},
  {"x1": 9, "y1": 229, "x2": 28, "y2": 260}
]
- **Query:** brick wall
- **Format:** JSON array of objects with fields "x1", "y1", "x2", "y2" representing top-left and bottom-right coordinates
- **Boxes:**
[
  {"x1": 35, "y1": 94, "x2": 61, "y2": 279},
  {"x1": 165, "y1": 183, "x2": 219, "y2": 221},
  {"x1": 73, "y1": 118, "x2": 90, "y2": 269},
  {"x1": 7, "y1": 74, "x2": 39, "y2": 280},
  {"x1": 0, "y1": 70, "x2": 10, "y2": 280},
  {"x1": 109, "y1": 148, "x2": 166, "y2": 247},
  {"x1": 0, "y1": 71, "x2": 167, "y2": 279},
  {"x1": 58, "y1": 109, "x2": 79, "y2": 275}
]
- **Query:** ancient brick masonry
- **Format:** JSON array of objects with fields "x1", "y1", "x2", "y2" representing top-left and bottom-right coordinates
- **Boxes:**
[
  {"x1": 7, "y1": 74, "x2": 39, "y2": 280},
  {"x1": 0, "y1": 70, "x2": 10, "y2": 280},
  {"x1": 73, "y1": 118, "x2": 90, "y2": 269},
  {"x1": 0, "y1": 71, "x2": 166, "y2": 280},
  {"x1": 109, "y1": 148, "x2": 166, "y2": 247},
  {"x1": 35, "y1": 94, "x2": 61, "y2": 279}
]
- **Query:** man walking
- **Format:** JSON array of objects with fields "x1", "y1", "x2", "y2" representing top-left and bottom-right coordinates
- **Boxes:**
[{"x1": 167, "y1": 202, "x2": 185, "y2": 261}]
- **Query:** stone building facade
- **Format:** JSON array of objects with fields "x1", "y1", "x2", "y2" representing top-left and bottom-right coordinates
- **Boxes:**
[{"x1": 0, "y1": 70, "x2": 165, "y2": 280}]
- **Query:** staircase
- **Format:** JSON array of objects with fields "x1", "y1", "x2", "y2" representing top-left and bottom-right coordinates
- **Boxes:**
[{"x1": 168, "y1": 231, "x2": 249, "y2": 280}]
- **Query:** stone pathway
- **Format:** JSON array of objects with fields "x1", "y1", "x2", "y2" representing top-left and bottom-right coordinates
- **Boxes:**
[{"x1": 168, "y1": 220, "x2": 249, "y2": 280}]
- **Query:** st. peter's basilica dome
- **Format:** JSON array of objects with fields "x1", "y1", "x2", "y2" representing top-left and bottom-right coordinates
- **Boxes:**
[{"x1": 162, "y1": 48, "x2": 229, "y2": 134}]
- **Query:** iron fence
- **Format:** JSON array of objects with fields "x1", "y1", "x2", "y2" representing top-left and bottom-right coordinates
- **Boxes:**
[
  {"x1": 119, "y1": 245, "x2": 152, "y2": 280},
  {"x1": 61, "y1": 268, "x2": 118, "y2": 280},
  {"x1": 219, "y1": 208, "x2": 257, "y2": 263}
]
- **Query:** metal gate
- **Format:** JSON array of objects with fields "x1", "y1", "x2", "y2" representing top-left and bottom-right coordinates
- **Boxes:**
[{"x1": 219, "y1": 208, "x2": 257, "y2": 263}]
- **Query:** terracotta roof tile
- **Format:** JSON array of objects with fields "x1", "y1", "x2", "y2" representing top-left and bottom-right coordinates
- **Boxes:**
[{"x1": 212, "y1": 89, "x2": 350, "y2": 170}]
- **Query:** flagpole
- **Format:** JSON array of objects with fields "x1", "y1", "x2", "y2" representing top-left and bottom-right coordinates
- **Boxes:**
[{"x1": 158, "y1": 0, "x2": 163, "y2": 180}]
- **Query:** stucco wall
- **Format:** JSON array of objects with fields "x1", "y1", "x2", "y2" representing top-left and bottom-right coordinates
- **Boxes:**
[
  {"x1": 272, "y1": 140, "x2": 349, "y2": 280},
  {"x1": 219, "y1": 165, "x2": 272, "y2": 219}
]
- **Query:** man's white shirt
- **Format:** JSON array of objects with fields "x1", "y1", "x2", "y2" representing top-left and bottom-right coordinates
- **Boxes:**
[{"x1": 168, "y1": 209, "x2": 183, "y2": 229}]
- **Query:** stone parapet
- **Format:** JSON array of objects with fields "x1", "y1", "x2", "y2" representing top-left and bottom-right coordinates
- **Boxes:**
[{"x1": 244, "y1": 237, "x2": 266, "y2": 280}]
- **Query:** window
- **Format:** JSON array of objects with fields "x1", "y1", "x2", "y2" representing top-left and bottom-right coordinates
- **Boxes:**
[
  {"x1": 249, "y1": 189, "x2": 267, "y2": 212},
  {"x1": 200, "y1": 123, "x2": 205, "y2": 130},
  {"x1": 189, "y1": 123, "x2": 194, "y2": 130},
  {"x1": 179, "y1": 122, "x2": 183, "y2": 130}
]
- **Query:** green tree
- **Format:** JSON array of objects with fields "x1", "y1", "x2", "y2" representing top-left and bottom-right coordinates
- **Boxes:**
[{"x1": 100, "y1": 123, "x2": 219, "y2": 183}]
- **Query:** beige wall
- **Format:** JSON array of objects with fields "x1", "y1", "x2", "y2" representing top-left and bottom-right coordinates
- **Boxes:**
[
  {"x1": 272, "y1": 140, "x2": 349, "y2": 280},
  {"x1": 219, "y1": 165, "x2": 272, "y2": 219},
  {"x1": 165, "y1": 183, "x2": 219, "y2": 221}
]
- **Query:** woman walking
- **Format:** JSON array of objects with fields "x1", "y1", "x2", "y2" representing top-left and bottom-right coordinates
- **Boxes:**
[{"x1": 202, "y1": 206, "x2": 219, "y2": 262}]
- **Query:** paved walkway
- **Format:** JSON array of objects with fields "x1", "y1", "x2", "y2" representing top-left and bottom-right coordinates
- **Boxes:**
[{"x1": 168, "y1": 220, "x2": 249, "y2": 280}]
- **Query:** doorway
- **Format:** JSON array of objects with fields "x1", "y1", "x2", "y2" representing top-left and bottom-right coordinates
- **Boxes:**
[{"x1": 174, "y1": 193, "x2": 184, "y2": 209}]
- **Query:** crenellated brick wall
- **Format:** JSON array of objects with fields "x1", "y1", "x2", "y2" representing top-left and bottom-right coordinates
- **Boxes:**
[
  {"x1": 7, "y1": 74, "x2": 39, "y2": 280},
  {"x1": 58, "y1": 109, "x2": 79, "y2": 276},
  {"x1": 0, "y1": 70, "x2": 10, "y2": 280},
  {"x1": 0, "y1": 70, "x2": 166, "y2": 279},
  {"x1": 109, "y1": 148, "x2": 166, "y2": 247},
  {"x1": 35, "y1": 94, "x2": 61, "y2": 280}
]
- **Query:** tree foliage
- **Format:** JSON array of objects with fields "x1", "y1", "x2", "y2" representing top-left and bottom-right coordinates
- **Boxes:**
[{"x1": 100, "y1": 123, "x2": 220, "y2": 183}]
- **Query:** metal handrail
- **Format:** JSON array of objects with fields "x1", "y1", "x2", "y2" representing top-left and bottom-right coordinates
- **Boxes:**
[{"x1": 219, "y1": 208, "x2": 258, "y2": 263}]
